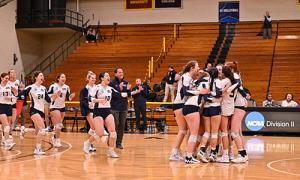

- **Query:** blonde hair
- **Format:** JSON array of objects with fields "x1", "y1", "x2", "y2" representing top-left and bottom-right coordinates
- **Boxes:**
[{"x1": 86, "y1": 71, "x2": 96, "y2": 81}]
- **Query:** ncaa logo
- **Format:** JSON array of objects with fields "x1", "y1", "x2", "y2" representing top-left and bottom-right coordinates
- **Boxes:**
[{"x1": 245, "y1": 112, "x2": 265, "y2": 131}]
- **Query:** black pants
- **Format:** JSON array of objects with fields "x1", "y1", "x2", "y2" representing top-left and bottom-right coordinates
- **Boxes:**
[
  {"x1": 134, "y1": 103, "x2": 147, "y2": 131},
  {"x1": 111, "y1": 110, "x2": 127, "y2": 146}
]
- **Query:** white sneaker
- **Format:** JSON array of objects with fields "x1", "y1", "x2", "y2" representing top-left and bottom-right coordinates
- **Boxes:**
[
  {"x1": 83, "y1": 141, "x2": 91, "y2": 154},
  {"x1": 197, "y1": 150, "x2": 209, "y2": 163},
  {"x1": 217, "y1": 154, "x2": 230, "y2": 163},
  {"x1": 56, "y1": 138, "x2": 62, "y2": 148},
  {"x1": 217, "y1": 144, "x2": 223, "y2": 156},
  {"x1": 20, "y1": 126, "x2": 26, "y2": 138},
  {"x1": 229, "y1": 151, "x2": 235, "y2": 161},
  {"x1": 169, "y1": 152, "x2": 184, "y2": 161},
  {"x1": 107, "y1": 149, "x2": 119, "y2": 158},
  {"x1": 231, "y1": 154, "x2": 248, "y2": 163},
  {"x1": 34, "y1": 147, "x2": 46, "y2": 155},
  {"x1": 89, "y1": 143, "x2": 96, "y2": 152},
  {"x1": 185, "y1": 156, "x2": 200, "y2": 164},
  {"x1": 4, "y1": 140, "x2": 15, "y2": 150}
]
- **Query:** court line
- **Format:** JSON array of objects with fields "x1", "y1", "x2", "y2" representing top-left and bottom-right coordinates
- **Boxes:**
[
  {"x1": 267, "y1": 158, "x2": 300, "y2": 177},
  {"x1": 0, "y1": 139, "x2": 72, "y2": 165},
  {"x1": 0, "y1": 149, "x2": 22, "y2": 160}
]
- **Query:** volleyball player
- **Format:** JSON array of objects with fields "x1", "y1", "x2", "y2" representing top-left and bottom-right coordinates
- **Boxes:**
[
  {"x1": 181, "y1": 61, "x2": 209, "y2": 164},
  {"x1": 218, "y1": 66, "x2": 237, "y2": 163},
  {"x1": 226, "y1": 62, "x2": 248, "y2": 163},
  {"x1": 83, "y1": 72, "x2": 119, "y2": 158},
  {"x1": 198, "y1": 67, "x2": 223, "y2": 162},
  {"x1": 23, "y1": 71, "x2": 60, "y2": 155},
  {"x1": 8, "y1": 69, "x2": 20, "y2": 132},
  {"x1": 48, "y1": 73, "x2": 75, "y2": 148},
  {"x1": 80, "y1": 71, "x2": 98, "y2": 152},
  {"x1": 0, "y1": 73, "x2": 17, "y2": 150}
]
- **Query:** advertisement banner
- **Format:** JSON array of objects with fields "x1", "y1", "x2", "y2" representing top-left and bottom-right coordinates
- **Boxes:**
[
  {"x1": 219, "y1": 1, "x2": 239, "y2": 23},
  {"x1": 125, "y1": 0, "x2": 152, "y2": 10},
  {"x1": 155, "y1": 0, "x2": 181, "y2": 8},
  {"x1": 242, "y1": 108, "x2": 300, "y2": 133}
]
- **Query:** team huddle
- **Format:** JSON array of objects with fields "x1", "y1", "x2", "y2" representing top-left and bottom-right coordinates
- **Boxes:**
[{"x1": 169, "y1": 60, "x2": 249, "y2": 164}]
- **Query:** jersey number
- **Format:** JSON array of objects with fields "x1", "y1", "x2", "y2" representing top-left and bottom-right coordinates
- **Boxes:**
[
  {"x1": 105, "y1": 96, "x2": 111, "y2": 101},
  {"x1": 2, "y1": 92, "x2": 9, "y2": 96},
  {"x1": 38, "y1": 94, "x2": 44, "y2": 99}
]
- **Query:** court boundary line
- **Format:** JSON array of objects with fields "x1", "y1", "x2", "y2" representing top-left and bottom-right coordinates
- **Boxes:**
[
  {"x1": 0, "y1": 149, "x2": 22, "y2": 160},
  {"x1": 267, "y1": 158, "x2": 300, "y2": 177},
  {"x1": 0, "y1": 139, "x2": 72, "y2": 165}
]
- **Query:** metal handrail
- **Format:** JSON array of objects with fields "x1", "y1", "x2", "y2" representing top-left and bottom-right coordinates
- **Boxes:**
[{"x1": 25, "y1": 19, "x2": 90, "y2": 82}]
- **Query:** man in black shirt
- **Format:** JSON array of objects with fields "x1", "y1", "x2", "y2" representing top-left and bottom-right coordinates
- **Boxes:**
[
  {"x1": 132, "y1": 78, "x2": 148, "y2": 133},
  {"x1": 163, "y1": 65, "x2": 177, "y2": 102},
  {"x1": 263, "y1": 11, "x2": 272, "y2": 39},
  {"x1": 109, "y1": 67, "x2": 131, "y2": 149}
]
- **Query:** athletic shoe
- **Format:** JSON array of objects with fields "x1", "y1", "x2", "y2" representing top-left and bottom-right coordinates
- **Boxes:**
[
  {"x1": 229, "y1": 149, "x2": 235, "y2": 161},
  {"x1": 217, "y1": 144, "x2": 223, "y2": 156},
  {"x1": 89, "y1": 143, "x2": 96, "y2": 152},
  {"x1": 197, "y1": 149, "x2": 209, "y2": 163},
  {"x1": 208, "y1": 152, "x2": 217, "y2": 162},
  {"x1": 169, "y1": 152, "x2": 185, "y2": 161},
  {"x1": 20, "y1": 126, "x2": 26, "y2": 138},
  {"x1": 4, "y1": 140, "x2": 15, "y2": 150},
  {"x1": 107, "y1": 149, "x2": 119, "y2": 158},
  {"x1": 231, "y1": 154, "x2": 248, "y2": 163},
  {"x1": 185, "y1": 156, "x2": 200, "y2": 164},
  {"x1": 83, "y1": 141, "x2": 91, "y2": 154},
  {"x1": 217, "y1": 154, "x2": 230, "y2": 163},
  {"x1": 55, "y1": 138, "x2": 63, "y2": 148},
  {"x1": 34, "y1": 147, "x2": 46, "y2": 155}
]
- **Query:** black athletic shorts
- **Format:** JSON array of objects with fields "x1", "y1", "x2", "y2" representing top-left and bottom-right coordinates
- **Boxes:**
[
  {"x1": 202, "y1": 106, "x2": 221, "y2": 117},
  {"x1": 235, "y1": 106, "x2": 245, "y2": 110},
  {"x1": 50, "y1": 107, "x2": 66, "y2": 112},
  {"x1": 12, "y1": 103, "x2": 16, "y2": 109},
  {"x1": 30, "y1": 107, "x2": 45, "y2": 118},
  {"x1": 182, "y1": 105, "x2": 199, "y2": 116},
  {"x1": 173, "y1": 103, "x2": 184, "y2": 111},
  {"x1": 93, "y1": 108, "x2": 111, "y2": 120},
  {"x1": 0, "y1": 104, "x2": 12, "y2": 116}
]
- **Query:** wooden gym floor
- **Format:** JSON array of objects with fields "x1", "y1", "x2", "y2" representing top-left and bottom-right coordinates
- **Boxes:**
[{"x1": 0, "y1": 132, "x2": 299, "y2": 180}]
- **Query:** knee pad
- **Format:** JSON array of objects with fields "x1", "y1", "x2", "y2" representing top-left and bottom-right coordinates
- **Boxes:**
[
  {"x1": 38, "y1": 129, "x2": 46, "y2": 136},
  {"x1": 110, "y1": 132, "x2": 117, "y2": 139},
  {"x1": 211, "y1": 133, "x2": 218, "y2": 139},
  {"x1": 188, "y1": 135, "x2": 198, "y2": 143},
  {"x1": 4, "y1": 126, "x2": 10, "y2": 134},
  {"x1": 197, "y1": 135, "x2": 202, "y2": 142},
  {"x1": 231, "y1": 132, "x2": 240, "y2": 140},
  {"x1": 178, "y1": 130, "x2": 187, "y2": 136},
  {"x1": 221, "y1": 132, "x2": 228, "y2": 137},
  {"x1": 55, "y1": 123, "x2": 64, "y2": 130},
  {"x1": 218, "y1": 131, "x2": 223, "y2": 137},
  {"x1": 88, "y1": 129, "x2": 95, "y2": 136},
  {"x1": 203, "y1": 132, "x2": 211, "y2": 139}
]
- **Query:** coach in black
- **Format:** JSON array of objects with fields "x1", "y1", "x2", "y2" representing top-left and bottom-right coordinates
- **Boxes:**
[{"x1": 109, "y1": 67, "x2": 131, "y2": 149}]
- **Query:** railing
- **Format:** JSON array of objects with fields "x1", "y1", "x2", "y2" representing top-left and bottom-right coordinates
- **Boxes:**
[
  {"x1": 146, "y1": 24, "x2": 178, "y2": 81},
  {"x1": 16, "y1": 8, "x2": 84, "y2": 30},
  {"x1": 25, "y1": 20, "x2": 90, "y2": 83}
]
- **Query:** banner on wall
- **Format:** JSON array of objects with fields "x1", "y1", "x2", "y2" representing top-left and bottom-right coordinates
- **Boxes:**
[
  {"x1": 155, "y1": 0, "x2": 181, "y2": 8},
  {"x1": 219, "y1": 1, "x2": 240, "y2": 23},
  {"x1": 125, "y1": 0, "x2": 152, "y2": 10}
]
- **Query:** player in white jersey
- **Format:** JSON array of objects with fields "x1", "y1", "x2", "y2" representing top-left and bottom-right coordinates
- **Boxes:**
[
  {"x1": 48, "y1": 73, "x2": 75, "y2": 148},
  {"x1": 0, "y1": 73, "x2": 17, "y2": 150},
  {"x1": 226, "y1": 61, "x2": 249, "y2": 163},
  {"x1": 23, "y1": 71, "x2": 60, "y2": 155},
  {"x1": 80, "y1": 71, "x2": 98, "y2": 152},
  {"x1": 218, "y1": 66, "x2": 236, "y2": 163},
  {"x1": 8, "y1": 69, "x2": 20, "y2": 132},
  {"x1": 83, "y1": 72, "x2": 119, "y2": 158},
  {"x1": 198, "y1": 67, "x2": 223, "y2": 162}
]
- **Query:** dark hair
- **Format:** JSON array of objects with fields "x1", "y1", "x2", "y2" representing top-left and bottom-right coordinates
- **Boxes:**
[
  {"x1": 208, "y1": 67, "x2": 219, "y2": 91},
  {"x1": 168, "y1": 65, "x2": 174, "y2": 69},
  {"x1": 8, "y1": 69, "x2": 14, "y2": 75},
  {"x1": 33, "y1": 71, "x2": 42, "y2": 82},
  {"x1": 56, "y1": 73, "x2": 65, "y2": 83},
  {"x1": 182, "y1": 60, "x2": 198, "y2": 74},
  {"x1": 114, "y1": 67, "x2": 123, "y2": 73},
  {"x1": 99, "y1": 72, "x2": 108, "y2": 83},
  {"x1": 285, "y1": 93, "x2": 294, "y2": 100},
  {"x1": 1, "y1": 73, "x2": 9, "y2": 83},
  {"x1": 222, "y1": 66, "x2": 234, "y2": 84}
]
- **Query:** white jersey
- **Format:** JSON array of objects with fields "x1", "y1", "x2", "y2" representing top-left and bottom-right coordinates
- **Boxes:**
[
  {"x1": 93, "y1": 84, "x2": 112, "y2": 108},
  {"x1": 8, "y1": 80, "x2": 20, "y2": 104},
  {"x1": 24, "y1": 84, "x2": 51, "y2": 112},
  {"x1": 185, "y1": 77, "x2": 210, "y2": 107},
  {"x1": 48, "y1": 83, "x2": 71, "y2": 109},
  {"x1": 281, "y1": 100, "x2": 298, "y2": 107},
  {"x1": 233, "y1": 73, "x2": 247, "y2": 107},
  {"x1": 204, "y1": 78, "x2": 223, "y2": 108},
  {"x1": 86, "y1": 84, "x2": 97, "y2": 109},
  {"x1": 173, "y1": 73, "x2": 189, "y2": 104},
  {"x1": 0, "y1": 83, "x2": 15, "y2": 105},
  {"x1": 221, "y1": 78, "x2": 235, "y2": 116}
]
